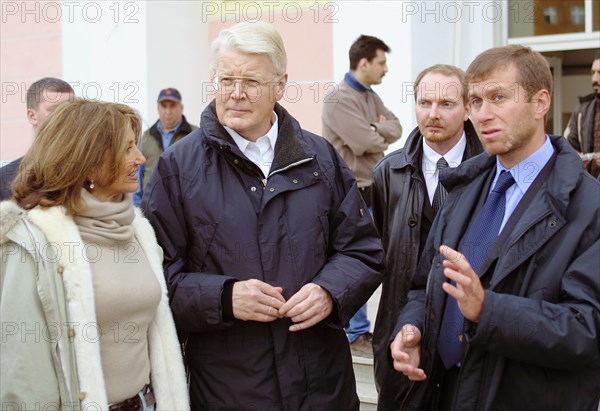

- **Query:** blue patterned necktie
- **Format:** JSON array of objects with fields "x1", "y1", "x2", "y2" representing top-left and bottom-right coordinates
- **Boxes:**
[
  {"x1": 432, "y1": 157, "x2": 449, "y2": 214},
  {"x1": 437, "y1": 170, "x2": 516, "y2": 368}
]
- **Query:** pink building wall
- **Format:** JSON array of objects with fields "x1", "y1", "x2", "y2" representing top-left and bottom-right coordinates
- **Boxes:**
[
  {"x1": 1, "y1": 0, "x2": 64, "y2": 161},
  {"x1": 0, "y1": 2, "x2": 334, "y2": 162}
]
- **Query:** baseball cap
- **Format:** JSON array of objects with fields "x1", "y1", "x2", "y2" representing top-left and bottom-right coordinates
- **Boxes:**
[{"x1": 157, "y1": 88, "x2": 182, "y2": 103}]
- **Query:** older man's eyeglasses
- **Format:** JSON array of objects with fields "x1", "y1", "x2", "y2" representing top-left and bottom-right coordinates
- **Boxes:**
[{"x1": 213, "y1": 75, "x2": 280, "y2": 98}]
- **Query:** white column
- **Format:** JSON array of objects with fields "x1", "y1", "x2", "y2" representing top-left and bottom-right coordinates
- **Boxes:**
[{"x1": 61, "y1": 1, "x2": 149, "y2": 120}]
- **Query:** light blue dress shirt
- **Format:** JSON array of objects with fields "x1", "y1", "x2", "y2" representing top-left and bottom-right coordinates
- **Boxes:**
[{"x1": 494, "y1": 136, "x2": 555, "y2": 232}]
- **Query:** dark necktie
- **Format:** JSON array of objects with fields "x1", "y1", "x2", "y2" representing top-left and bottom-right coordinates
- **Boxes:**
[
  {"x1": 437, "y1": 170, "x2": 516, "y2": 369},
  {"x1": 432, "y1": 157, "x2": 449, "y2": 214}
]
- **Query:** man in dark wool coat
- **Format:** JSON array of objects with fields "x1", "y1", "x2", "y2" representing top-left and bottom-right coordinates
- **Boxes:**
[{"x1": 391, "y1": 45, "x2": 600, "y2": 411}]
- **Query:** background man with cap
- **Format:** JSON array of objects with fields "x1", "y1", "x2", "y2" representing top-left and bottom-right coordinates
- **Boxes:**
[{"x1": 134, "y1": 87, "x2": 197, "y2": 206}]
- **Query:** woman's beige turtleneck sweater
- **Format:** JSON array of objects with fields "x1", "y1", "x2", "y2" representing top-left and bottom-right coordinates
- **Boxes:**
[{"x1": 74, "y1": 190, "x2": 161, "y2": 403}]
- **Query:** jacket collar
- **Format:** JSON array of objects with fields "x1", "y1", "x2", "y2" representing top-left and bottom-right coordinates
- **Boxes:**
[
  {"x1": 441, "y1": 135, "x2": 582, "y2": 217},
  {"x1": 344, "y1": 72, "x2": 374, "y2": 93},
  {"x1": 577, "y1": 92, "x2": 599, "y2": 104},
  {"x1": 0, "y1": 201, "x2": 25, "y2": 244},
  {"x1": 389, "y1": 119, "x2": 482, "y2": 171},
  {"x1": 150, "y1": 115, "x2": 195, "y2": 137},
  {"x1": 201, "y1": 100, "x2": 315, "y2": 173}
]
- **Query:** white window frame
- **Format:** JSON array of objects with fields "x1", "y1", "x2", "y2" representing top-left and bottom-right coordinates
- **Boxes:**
[
  {"x1": 502, "y1": 0, "x2": 599, "y2": 135},
  {"x1": 504, "y1": 0, "x2": 599, "y2": 51}
]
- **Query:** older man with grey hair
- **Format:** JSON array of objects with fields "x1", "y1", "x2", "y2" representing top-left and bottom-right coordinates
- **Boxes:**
[{"x1": 142, "y1": 21, "x2": 384, "y2": 410}]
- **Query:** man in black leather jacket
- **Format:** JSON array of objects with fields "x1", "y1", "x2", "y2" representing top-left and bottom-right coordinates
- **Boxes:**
[{"x1": 371, "y1": 64, "x2": 483, "y2": 410}]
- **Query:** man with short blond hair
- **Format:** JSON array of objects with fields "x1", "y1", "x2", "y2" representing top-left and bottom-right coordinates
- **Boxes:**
[{"x1": 372, "y1": 64, "x2": 482, "y2": 410}]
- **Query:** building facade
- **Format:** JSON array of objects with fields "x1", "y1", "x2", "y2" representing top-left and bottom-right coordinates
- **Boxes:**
[{"x1": 1, "y1": 0, "x2": 599, "y2": 162}]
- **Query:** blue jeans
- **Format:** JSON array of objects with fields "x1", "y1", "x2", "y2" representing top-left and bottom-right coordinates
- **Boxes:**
[{"x1": 346, "y1": 304, "x2": 370, "y2": 343}]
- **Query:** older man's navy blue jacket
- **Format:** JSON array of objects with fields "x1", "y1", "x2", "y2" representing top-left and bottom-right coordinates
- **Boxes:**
[{"x1": 143, "y1": 101, "x2": 384, "y2": 410}]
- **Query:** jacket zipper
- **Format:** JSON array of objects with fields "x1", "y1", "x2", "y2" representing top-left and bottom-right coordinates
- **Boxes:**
[
  {"x1": 260, "y1": 157, "x2": 313, "y2": 187},
  {"x1": 268, "y1": 157, "x2": 315, "y2": 178}
]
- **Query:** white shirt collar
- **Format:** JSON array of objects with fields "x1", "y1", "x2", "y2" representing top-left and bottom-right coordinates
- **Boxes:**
[
  {"x1": 225, "y1": 112, "x2": 279, "y2": 153},
  {"x1": 225, "y1": 112, "x2": 279, "y2": 177},
  {"x1": 422, "y1": 132, "x2": 467, "y2": 170},
  {"x1": 421, "y1": 132, "x2": 467, "y2": 203}
]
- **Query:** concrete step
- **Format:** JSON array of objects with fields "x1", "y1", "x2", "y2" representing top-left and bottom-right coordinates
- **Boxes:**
[
  {"x1": 353, "y1": 355, "x2": 377, "y2": 411},
  {"x1": 353, "y1": 355, "x2": 374, "y2": 383},
  {"x1": 357, "y1": 380, "x2": 377, "y2": 411},
  {"x1": 356, "y1": 285, "x2": 380, "y2": 410}
]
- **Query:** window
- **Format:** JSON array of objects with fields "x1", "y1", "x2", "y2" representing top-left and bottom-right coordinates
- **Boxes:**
[
  {"x1": 570, "y1": 6, "x2": 584, "y2": 25},
  {"x1": 543, "y1": 7, "x2": 557, "y2": 25}
]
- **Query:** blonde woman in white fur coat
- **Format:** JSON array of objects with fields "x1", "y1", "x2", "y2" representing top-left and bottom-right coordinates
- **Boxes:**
[{"x1": 0, "y1": 99, "x2": 189, "y2": 410}]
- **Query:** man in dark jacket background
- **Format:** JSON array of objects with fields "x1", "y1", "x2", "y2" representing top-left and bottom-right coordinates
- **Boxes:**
[
  {"x1": 133, "y1": 87, "x2": 197, "y2": 206},
  {"x1": 564, "y1": 51, "x2": 600, "y2": 177},
  {"x1": 391, "y1": 45, "x2": 599, "y2": 410},
  {"x1": 371, "y1": 64, "x2": 483, "y2": 410},
  {"x1": 142, "y1": 21, "x2": 384, "y2": 410},
  {"x1": 0, "y1": 77, "x2": 74, "y2": 200}
]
